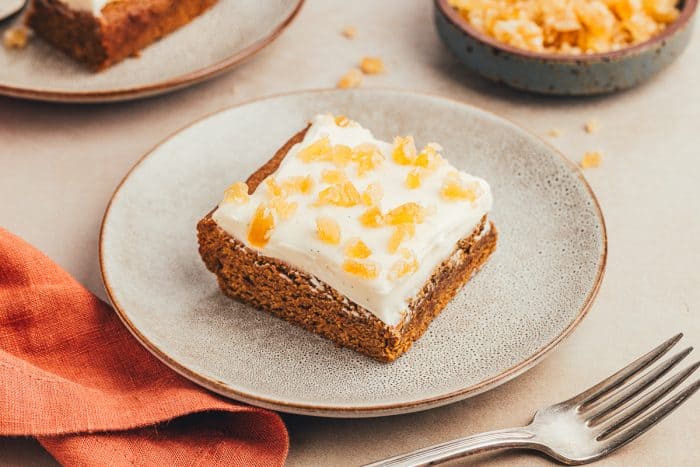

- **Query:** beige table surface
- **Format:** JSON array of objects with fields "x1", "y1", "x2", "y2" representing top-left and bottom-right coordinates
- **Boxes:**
[{"x1": 1, "y1": 0, "x2": 699, "y2": 465}]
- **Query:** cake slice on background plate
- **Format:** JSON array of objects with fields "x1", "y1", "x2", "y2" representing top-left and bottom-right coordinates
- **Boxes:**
[
  {"x1": 26, "y1": 0, "x2": 219, "y2": 70},
  {"x1": 198, "y1": 114, "x2": 497, "y2": 362}
]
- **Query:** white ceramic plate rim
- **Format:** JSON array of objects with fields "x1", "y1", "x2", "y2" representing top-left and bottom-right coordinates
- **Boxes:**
[
  {"x1": 99, "y1": 88, "x2": 607, "y2": 417},
  {"x1": 0, "y1": 0, "x2": 304, "y2": 103}
]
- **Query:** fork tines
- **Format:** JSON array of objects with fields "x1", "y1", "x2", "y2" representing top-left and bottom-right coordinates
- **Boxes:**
[{"x1": 574, "y1": 333, "x2": 699, "y2": 448}]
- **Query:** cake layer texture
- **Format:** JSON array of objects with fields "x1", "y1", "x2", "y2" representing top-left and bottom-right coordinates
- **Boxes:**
[{"x1": 26, "y1": 0, "x2": 218, "y2": 70}]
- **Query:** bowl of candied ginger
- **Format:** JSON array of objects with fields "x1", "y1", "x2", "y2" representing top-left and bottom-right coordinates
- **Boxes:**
[{"x1": 435, "y1": 0, "x2": 697, "y2": 94}]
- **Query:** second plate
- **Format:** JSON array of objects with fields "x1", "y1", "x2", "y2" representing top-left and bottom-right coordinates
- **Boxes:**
[{"x1": 0, "y1": 0, "x2": 303, "y2": 102}]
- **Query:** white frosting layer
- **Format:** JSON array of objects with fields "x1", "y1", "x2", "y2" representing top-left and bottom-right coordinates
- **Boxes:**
[
  {"x1": 60, "y1": 0, "x2": 112, "y2": 15},
  {"x1": 212, "y1": 115, "x2": 493, "y2": 326}
]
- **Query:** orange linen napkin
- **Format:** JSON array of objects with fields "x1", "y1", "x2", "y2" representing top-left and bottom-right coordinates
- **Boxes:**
[{"x1": 0, "y1": 228, "x2": 289, "y2": 466}]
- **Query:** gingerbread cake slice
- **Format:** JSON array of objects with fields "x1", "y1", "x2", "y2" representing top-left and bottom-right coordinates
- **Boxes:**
[
  {"x1": 197, "y1": 115, "x2": 497, "y2": 362},
  {"x1": 26, "y1": 0, "x2": 218, "y2": 70}
]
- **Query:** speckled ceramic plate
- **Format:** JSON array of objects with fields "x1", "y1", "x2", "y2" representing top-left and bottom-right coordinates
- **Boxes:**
[
  {"x1": 100, "y1": 89, "x2": 607, "y2": 417},
  {"x1": 0, "y1": 0, "x2": 303, "y2": 102}
]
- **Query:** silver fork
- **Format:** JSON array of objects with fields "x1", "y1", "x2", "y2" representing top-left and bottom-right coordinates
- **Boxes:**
[{"x1": 365, "y1": 333, "x2": 699, "y2": 466}]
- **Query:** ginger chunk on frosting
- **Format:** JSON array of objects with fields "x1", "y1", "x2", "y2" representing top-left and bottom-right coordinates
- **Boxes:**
[{"x1": 247, "y1": 204, "x2": 275, "y2": 248}]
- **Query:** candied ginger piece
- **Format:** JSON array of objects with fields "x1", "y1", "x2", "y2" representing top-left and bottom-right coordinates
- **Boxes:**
[
  {"x1": 389, "y1": 248, "x2": 419, "y2": 280},
  {"x1": 392, "y1": 136, "x2": 417, "y2": 165},
  {"x1": 580, "y1": 151, "x2": 602, "y2": 169},
  {"x1": 385, "y1": 202, "x2": 427, "y2": 225},
  {"x1": 359, "y1": 206, "x2": 384, "y2": 228},
  {"x1": 357, "y1": 153, "x2": 383, "y2": 176},
  {"x1": 414, "y1": 143, "x2": 443, "y2": 169},
  {"x1": 270, "y1": 197, "x2": 298, "y2": 220},
  {"x1": 624, "y1": 11, "x2": 660, "y2": 42},
  {"x1": 492, "y1": 19, "x2": 545, "y2": 52},
  {"x1": 332, "y1": 144, "x2": 353, "y2": 167},
  {"x1": 3, "y1": 26, "x2": 29, "y2": 49},
  {"x1": 282, "y1": 175, "x2": 314, "y2": 195},
  {"x1": 345, "y1": 238, "x2": 372, "y2": 259},
  {"x1": 353, "y1": 142, "x2": 381, "y2": 159},
  {"x1": 574, "y1": 1, "x2": 616, "y2": 37},
  {"x1": 337, "y1": 68, "x2": 363, "y2": 89},
  {"x1": 643, "y1": 0, "x2": 679, "y2": 22},
  {"x1": 388, "y1": 224, "x2": 415, "y2": 254},
  {"x1": 248, "y1": 204, "x2": 275, "y2": 248},
  {"x1": 608, "y1": 0, "x2": 636, "y2": 21},
  {"x1": 223, "y1": 181, "x2": 249, "y2": 204},
  {"x1": 405, "y1": 168, "x2": 422, "y2": 189},
  {"x1": 584, "y1": 119, "x2": 601, "y2": 134},
  {"x1": 316, "y1": 217, "x2": 341, "y2": 245},
  {"x1": 321, "y1": 169, "x2": 347, "y2": 184},
  {"x1": 353, "y1": 143, "x2": 384, "y2": 176},
  {"x1": 265, "y1": 176, "x2": 285, "y2": 198},
  {"x1": 335, "y1": 115, "x2": 350, "y2": 127},
  {"x1": 361, "y1": 182, "x2": 383, "y2": 206},
  {"x1": 297, "y1": 176, "x2": 314, "y2": 194},
  {"x1": 549, "y1": 10, "x2": 582, "y2": 33},
  {"x1": 299, "y1": 136, "x2": 332, "y2": 162},
  {"x1": 341, "y1": 26, "x2": 357, "y2": 39},
  {"x1": 342, "y1": 259, "x2": 379, "y2": 279},
  {"x1": 359, "y1": 57, "x2": 386, "y2": 74},
  {"x1": 317, "y1": 181, "x2": 362, "y2": 207},
  {"x1": 440, "y1": 173, "x2": 478, "y2": 202}
]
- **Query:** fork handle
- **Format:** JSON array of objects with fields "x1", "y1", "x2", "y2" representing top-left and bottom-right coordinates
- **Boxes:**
[{"x1": 362, "y1": 427, "x2": 537, "y2": 467}]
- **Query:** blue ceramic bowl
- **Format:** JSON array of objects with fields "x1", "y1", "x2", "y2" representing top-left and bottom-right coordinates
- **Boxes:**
[{"x1": 435, "y1": 0, "x2": 697, "y2": 95}]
